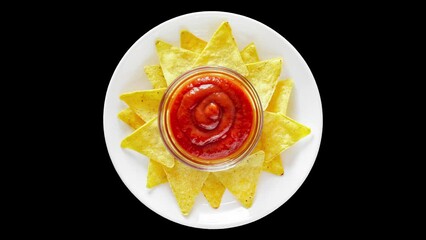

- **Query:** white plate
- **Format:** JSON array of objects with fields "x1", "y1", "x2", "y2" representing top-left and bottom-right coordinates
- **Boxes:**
[{"x1": 103, "y1": 11, "x2": 322, "y2": 229}]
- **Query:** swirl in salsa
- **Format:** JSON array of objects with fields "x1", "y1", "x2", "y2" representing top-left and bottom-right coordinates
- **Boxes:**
[{"x1": 169, "y1": 75, "x2": 254, "y2": 160}]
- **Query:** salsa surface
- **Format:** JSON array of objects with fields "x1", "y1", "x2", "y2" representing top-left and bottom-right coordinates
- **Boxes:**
[{"x1": 169, "y1": 75, "x2": 254, "y2": 160}]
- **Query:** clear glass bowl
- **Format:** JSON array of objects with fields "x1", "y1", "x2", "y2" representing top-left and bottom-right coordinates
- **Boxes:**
[{"x1": 158, "y1": 66, "x2": 263, "y2": 171}]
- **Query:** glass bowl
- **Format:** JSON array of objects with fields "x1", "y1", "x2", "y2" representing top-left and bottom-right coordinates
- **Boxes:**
[{"x1": 158, "y1": 66, "x2": 263, "y2": 171}]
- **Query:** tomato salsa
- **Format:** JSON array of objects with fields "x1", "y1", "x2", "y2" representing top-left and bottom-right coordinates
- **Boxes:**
[
  {"x1": 159, "y1": 66, "x2": 262, "y2": 170},
  {"x1": 169, "y1": 75, "x2": 254, "y2": 160}
]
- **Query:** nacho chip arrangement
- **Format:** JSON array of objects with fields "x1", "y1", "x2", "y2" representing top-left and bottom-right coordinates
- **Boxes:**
[{"x1": 119, "y1": 22, "x2": 311, "y2": 215}]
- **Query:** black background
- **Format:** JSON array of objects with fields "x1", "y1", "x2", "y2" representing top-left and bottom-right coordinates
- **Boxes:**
[{"x1": 16, "y1": 5, "x2": 391, "y2": 236}]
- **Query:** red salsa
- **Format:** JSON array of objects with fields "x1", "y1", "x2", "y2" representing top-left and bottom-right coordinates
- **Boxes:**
[{"x1": 169, "y1": 75, "x2": 254, "y2": 160}]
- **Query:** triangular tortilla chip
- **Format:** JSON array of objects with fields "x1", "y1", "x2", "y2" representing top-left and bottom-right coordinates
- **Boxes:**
[
  {"x1": 266, "y1": 79, "x2": 293, "y2": 115},
  {"x1": 262, "y1": 112, "x2": 310, "y2": 162},
  {"x1": 214, "y1": 151, "x2": 265, "y2": 208},
  {"x1": 246, "y1": 58, "x2": 282, "y2": 109},
  {"x1": 119, "y1": 109, "x2": 168, "y2": 188},
  {"x1": 180, "y1": 30, "x2": 207, "y2": 54},
  {"x1": 201, "y1": 173, "x2": 226, "y2": 209},
  {"x1": 156, "y1": 40, "x2": 198, "y2": 85},
  {"x1": 144, "y1": 65, "x2": 167, "y2": 89},
  {"x1": 147, "y1": 159, "x2": 168, "y2": 188},
  {"x1": 262, "y1": 155, "x2": 284, "y2": 175},
  {"x1": 252, "y1": 134, "x2": 283, "y2": 175},
  {"x1": 192, "y1": 22, "x2": 248, "y2": 76},
  {"x1": 118, "y1": 108, "x2": 145, "y2": 129},
  {"x1": 121, "y1": 117, "x2": 174, "y2": 168},
  {"x1": 119, "y1": 88, "x2": 166, "y2": 122},
  {"x1": 240, "y1": 42, "x2": 260, "y2": 64},
  {"x1": 163, "y1": 160, "x2": 209, "y2": 215}
]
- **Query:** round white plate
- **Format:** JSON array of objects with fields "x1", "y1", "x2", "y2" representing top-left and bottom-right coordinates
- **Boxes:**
[{"x1": 104, "y1": 11, "x2": 322, "y2": 229}]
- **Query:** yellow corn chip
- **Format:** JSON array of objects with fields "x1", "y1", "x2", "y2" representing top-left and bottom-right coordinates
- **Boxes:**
[
  {"x1": 156, "y1": 40, "x2": 198, "y2": 85},
  {"x1": 253, "y1": 135, "x2": 284, "y2": 175},
  {"x1": 240, "y1": 43, "x2": 260, "y2": 64},
  {"x1": 146, "y1": 159, "x2": 168, "y2": 188},
  {"x1": 214, "y1": 151, "x2": 265, "y2": 208},
  {"x1": 163, "y1": 160, "x2": 209, "y2": 215},
  {"x1": 263, "y1": 79, "x2": 293, "y2": 175},
  {"x1": 119, "y1": 108, "x2": 168, "y2": 188},
  {"x1": 262, "y1": 155, "x2": 284, "y2": 175},
  {"x1": 253, "y1": 138, "x2": 263, "y2": 152},
  {"x1": 201, "y1": 174, "x2": 226, "y2": 209},
  {"x1": 119, "y1": 88, "x2": 166, "y2": 122},
  {"x1": 262, "y1": 112, "x2": 310, "y2": 162},
  {"x1": 180, "y1": 30, "x2": 207, "y2": 54},
  {"x1": 266, "y1": 79, "x2": 294, "y2": 115},
  {"x1": 246, "y1": 58, "x2": 282, "y2": 109},
  {"x1": 144, "y1": 65, "x2": 167, "y2": 89},
  {"x1": 121, "y1": 117, "x2": 174, "y2": 168},
  {"x1": 118, "y1": 108, "x2": 145, "y2": 129},
  {"x1": 192, "y1": 22, "x2": 248, "y2": 76}
]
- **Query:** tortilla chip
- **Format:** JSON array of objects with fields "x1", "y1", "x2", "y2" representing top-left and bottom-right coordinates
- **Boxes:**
[
  {"x1": 180, "y1": 30, "x2": 207, "y2": 54},
  {"x1": 253, "y1": 138, "x2": 263, "y2": 153},
  {"x1": 118, "y1": 108, "x2": 145, "y2": 129},
  {"x1": 240, "y1": 43, "x2": 260, "y2": 64},
  {"x1": 156, "y1": 40, "x2": 198, "y2": 85},
  {"x1": 119, "y1": 88, "x2": 166, "y2": 122},
  {"x1": 201, "y1": 174, "x2": 226, "y2": 209},
  {"x1": 147, "y1": 159, "x2": 168, "y2": 188},
  {"x1": 262, "y1": 155, "x2": 284, "y2": 175},
  {"x1": 246, "y1": 58, "x2": 282, "y2": 109},
  {"x1": 163, "y1": 160, "x2": 209, "y2": 215},
  {"x1": 144, "y1": 65, "x2": 167, "y2": 89},
  {"x1": 262, "y1": 112, "x2": 310, "y2": 162},
  {"x1": 121, "y1": 117, "x2": 174, "y2": 168},
  {"x1": 214, "y1": 151, "x2": 265, "y2": 208},
  {"x1": 252, "y1": 127, "x2": 284, "y2": 175},
  {"x1": 266, "y1": 79, "x2": 294, "y2": 115},
  {"x1": 192, "y1": 22, "x2": 248, "y2": 76}
]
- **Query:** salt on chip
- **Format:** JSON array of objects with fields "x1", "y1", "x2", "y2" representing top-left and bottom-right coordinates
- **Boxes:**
[
  {"x1": 144, "y1": 65, "x2": 167, "y2": 89},
  {"x1": 156, "y1": 40, "x2": 198, "y2": 85},
  {"x1": 262, "y1": 155, "x2": 284, "y2": 175},
  {"x1": 163, "y1": 160, "x2": 209, "y2": 215},
  {"x1": 180, "y1": 30, "x2": 207, "y2": 54},
  {"x1": 262, "y1": 112, "x2": 310, "y2": 162},
  {"x1": 214, "y1": 151, "x2": 265, "y2": 208},
  {"x1": 192, "y1": 22, "x2": 249, "y2": 76},
  {"x1": 201, "y1": 174, "x2": 226, "y2": 209},
  {"x1": 246, "y1": 58, "x2": 282, "y2": 109},
  {"x1": 121, "y1": 117, "x2": 174, "y2": 168},
  {"x1": 240, "y1": 43, "x2": 260, "y2": 64},
  {"x1": 118, "y1": 108, "x2": 145, "y2": 129},
  {"x1": 119, "y1": 88, "x2": 166, "y2": 122},
  {"x1": 266, "y1": 79, "x2": 294, "y2": 115},
  {"x1": 147, "y1": 159, "x2": 168, "y2": 188}
]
